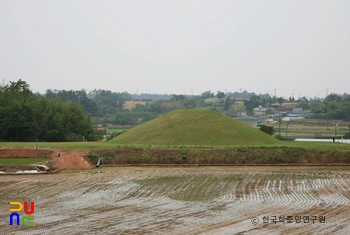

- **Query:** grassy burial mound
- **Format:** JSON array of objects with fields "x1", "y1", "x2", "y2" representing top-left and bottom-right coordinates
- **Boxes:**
[{"x1": 112, "y1": 110, "x2": 279, "y2": 145}]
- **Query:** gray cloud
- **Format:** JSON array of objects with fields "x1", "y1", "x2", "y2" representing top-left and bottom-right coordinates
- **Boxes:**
[{"x1": 1, "y1": 0, "x2": 349, "y2": 98}]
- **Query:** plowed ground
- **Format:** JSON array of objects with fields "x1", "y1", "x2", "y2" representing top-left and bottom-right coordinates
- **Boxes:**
[{"x1": 1, "y1": 166, "x2": 349, "y2": 234}]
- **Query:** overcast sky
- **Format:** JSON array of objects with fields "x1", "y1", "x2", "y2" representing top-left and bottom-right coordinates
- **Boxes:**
[{"x1": 1, "y1": 0, "x2": 349, "y2": 98}]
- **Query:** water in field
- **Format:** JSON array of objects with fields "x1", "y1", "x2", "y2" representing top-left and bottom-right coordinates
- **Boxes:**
[{"x1": 0, "y1": 166, "x2": 349, "y2": 234}]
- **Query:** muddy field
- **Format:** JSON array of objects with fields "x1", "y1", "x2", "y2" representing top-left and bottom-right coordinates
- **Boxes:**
[{"x1": 0, "y1": 166, "x2": 349, "y2": 234}]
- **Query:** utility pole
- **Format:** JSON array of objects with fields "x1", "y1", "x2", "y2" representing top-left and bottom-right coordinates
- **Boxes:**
[
  {"x1": 335, "y1": 123, "x2": 338, "y2": 138},
  {"x1": 332, "y1": 123, "x2": 338, "y2": 139},
  {"x1": 323, "y1": 99, "x2": 325, "y2": 120},
  {"x1": 278, "y1": 112, "x2": 281, "y2": 136}
]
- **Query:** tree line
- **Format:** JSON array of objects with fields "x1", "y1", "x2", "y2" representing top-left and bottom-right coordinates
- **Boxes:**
[
  {"x1": 309, "y1": 93, "x2": 350, "y2": 120},
  {"x1": 42, "y1": 86, "x2": 350, "y2": 127},
  {"x1": 43, "y1": 88, "x2": 245, "y2": 126},
  {"x1": 3, "y1": 79, "x2": 348, "y2": 142},
  {"x1": 0, "y1": 80, "x2": 102, "y2": 142}
]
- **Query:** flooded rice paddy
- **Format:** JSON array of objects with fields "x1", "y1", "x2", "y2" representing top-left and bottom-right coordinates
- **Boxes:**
[{"x1": 0, "y1": 166, "x2": 349, "y2": 234}]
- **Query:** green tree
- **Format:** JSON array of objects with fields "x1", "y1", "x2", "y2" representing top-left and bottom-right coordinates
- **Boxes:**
[
  {"x1": 261, "y1": 98, "x2": 268, "y2": 107},
  {"x1": 183, "y1": 99, "x2": 197, "y2": 109},
  {"x1": 45, "y1": 89, "x2": 100, "y2": 116},
  {"x1": 277, "y1": 97, "x2": 285, "y2": 106},
  {"x1": 224, "y1": 97, "x2": 231, "y2": 110},
  {"x1": 171, "y1": 94, "x2": 187, "y2": 102},
  {"x1": 244, "y1": 95, "x2": 262, "y2": 114},
  {"x1": 257, "y1": 125, "x2": 275, "y2": 135},
  {"x1": 114, "y1": 111, "x2": 136, "y2": 125},
  {"x1": 310, "y1": 100, "x2": 324, "y2": 114},
  {"x1": 297, "y1": 100, "x2": 309, "y2": 110},
  {"x1": 201, "y1": 90, "x2": 214, "y2": 99},
  {"x1": 326, "y1": 93, "x2": 342, "y2": 103},
  {"x1": 216, "y1": 91, "x2": 225, "y2": 99},
  {"x1": 0, "y1": 80, "x2": 37, "y2": 141},
  {"x1": 0, "y1": 80, "x2": 101, "y2": 142}
]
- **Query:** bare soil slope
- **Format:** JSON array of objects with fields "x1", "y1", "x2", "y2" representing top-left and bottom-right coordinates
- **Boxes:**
[{"x1": 53, "y1": 150, "x2": 93, "y2": 170}]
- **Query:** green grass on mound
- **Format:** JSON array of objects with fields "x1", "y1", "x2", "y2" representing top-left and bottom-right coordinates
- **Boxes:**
[{"x1": 112, "y1": 110, "x2": 279, "y2": 145}]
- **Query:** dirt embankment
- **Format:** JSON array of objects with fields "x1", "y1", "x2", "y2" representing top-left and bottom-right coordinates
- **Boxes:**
[
  {"x1": 0, "y1": 149, "x2": 93, "y2": 171},
  {"x1": 87, "y1": 148, "x2": 350, "y2": 165},
  {"x1": 2, "y1": 147, "x2": 350, "y2": 173},
  {"x1": 0, "y1": 149, "x2": 53, "y2": 158}
]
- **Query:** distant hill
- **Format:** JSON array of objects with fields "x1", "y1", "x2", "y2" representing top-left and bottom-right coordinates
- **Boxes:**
[{"x1": 112, "y1": 109, "x2": 279, "y2": 145}]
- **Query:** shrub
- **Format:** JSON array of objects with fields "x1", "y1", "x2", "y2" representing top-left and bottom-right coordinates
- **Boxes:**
[
  {"x1": 275, "y1": 134, "x2": 286, "y2": 140},
  {"x1": 107, "y1": 130, "x2": 126, "y2": 141},
  {"x1": 86, "y1": 152, "x2": 99, "y2": 163},
  {"x1": 257, "y1": 125, "x2": 275, "y2": 135},
  {"x1": 344, "y1": 125, "x2": 350, "y2": 139}
]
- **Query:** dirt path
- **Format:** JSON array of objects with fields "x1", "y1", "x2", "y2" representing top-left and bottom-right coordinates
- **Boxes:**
[{"x1": 55, "y1": 150, "x2": 93, "y2": 170}]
